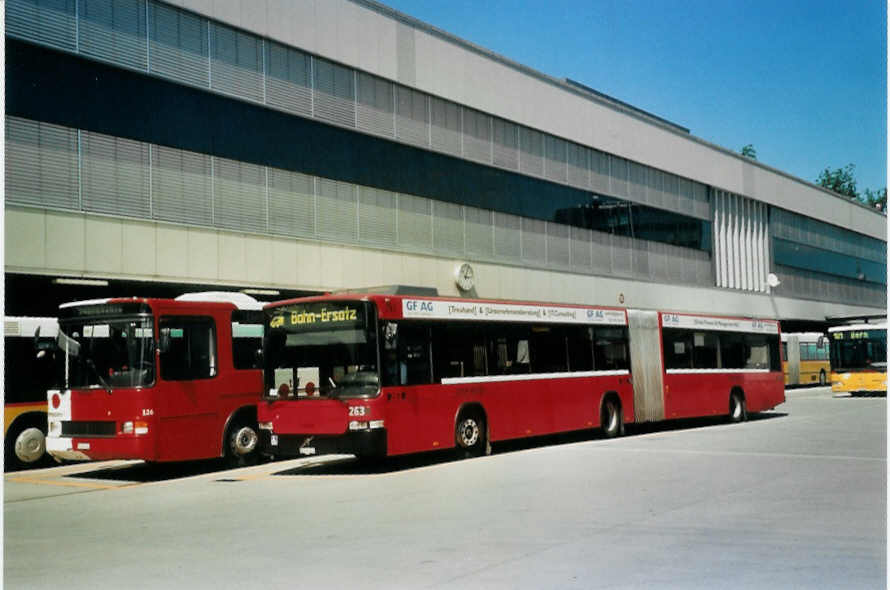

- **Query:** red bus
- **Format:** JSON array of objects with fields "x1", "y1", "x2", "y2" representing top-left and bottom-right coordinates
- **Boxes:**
[
  {"x1": 258, "y1": 295, "x2": 783, "y2": 460},
  {"x1": 46, "y1": 293, "x2": 264, "y2": 465}
]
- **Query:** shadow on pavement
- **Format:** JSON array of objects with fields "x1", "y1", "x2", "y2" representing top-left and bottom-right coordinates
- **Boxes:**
[
  {"x1": 64, "y1": 459, "x2": 242, "y2": 483},
  {"x1": 273, "y1": 411, "x2": 789, "y2": 477}
]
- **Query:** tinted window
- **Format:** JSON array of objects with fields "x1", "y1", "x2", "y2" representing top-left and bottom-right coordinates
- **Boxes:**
[
  {"x1": 692, "y1": 331, "x2": 719, "y2": 369},
  {"x1": 529, "y1": 326, "x2": 568, "y2": 373},
  {"x1": 663, "y1": 328, "x2": 693, "y2": 369},
  {"x1": 593, "y1": 327, "x2": 630, "y2": 370},
  {"x1": 4, "y1": 337, "x2": 60, "y2": 404},
  {"x1": 160, "y1": 317, "x2": 217, "y2": 381},
  {"x1": 232, "y1": 310, "x2": 263, "y2": 370},
  {"x1": 433, "y1": 324, "x2": 486, "y2": 380},
  {"x1": 381, "y1": 323, "x2": 431, "y2": 386}
]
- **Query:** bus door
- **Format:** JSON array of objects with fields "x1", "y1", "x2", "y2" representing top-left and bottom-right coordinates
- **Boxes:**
[{"x1": 155, "y1": 314, "x2": 221, "y2": 461}]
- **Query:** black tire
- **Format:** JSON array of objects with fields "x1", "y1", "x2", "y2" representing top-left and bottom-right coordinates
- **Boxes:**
[
  {"x1": 601, "y1": 398, "x2": 623, "y2": 438},
  {"x1": 819, "y1": 370, "x2": 826, "y2": 386},
  {"x1": 5, "y1": 414, "x2": 50, "y2": 471},
  {"x1": 455, "y1": 410, "x2": 490, "y2": 458},
  {"x1": 224, "y1": 420, "x2": 260, "y2": 468},
  {"x1": 729, "y1": 392, "x2": 747, "y2": 423}
]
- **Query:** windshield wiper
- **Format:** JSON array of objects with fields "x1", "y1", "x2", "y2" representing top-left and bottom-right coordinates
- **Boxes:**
[{"x1": 86, "y1": 359, "x2": 113, "y2": 394}]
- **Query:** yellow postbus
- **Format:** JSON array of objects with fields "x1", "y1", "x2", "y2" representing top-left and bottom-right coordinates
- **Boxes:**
[
  {"x1": 4, "y1": 316, "x2": 59, "y2": 470},
  {"x1": 781, "y1": 332, "x2": 830, "y2": 386},
  {"x1": 828, "y1": 323, "x2": 887, "y2": 396}
]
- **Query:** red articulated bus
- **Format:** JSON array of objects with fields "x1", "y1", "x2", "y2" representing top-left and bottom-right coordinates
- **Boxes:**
[
  {"x1": 258, "y1": 295, "x2": 784, "y2": 460},
  {"x1": 46, "y1": 293, "x2": 264, "y2": 465}
]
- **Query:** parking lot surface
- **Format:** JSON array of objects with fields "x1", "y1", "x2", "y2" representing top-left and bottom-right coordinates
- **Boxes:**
[{"x1": 4, "y1": 387, "x2": 886, "y2": 589}]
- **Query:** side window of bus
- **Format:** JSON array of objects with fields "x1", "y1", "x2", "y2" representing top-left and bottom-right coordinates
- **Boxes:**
[
  {"x1": 486, "y1": 324, "x2": 531, "y2": 376},
  {"x1": 232, "y1": 310, "x2": 263, "y2": 370},
  {"x1": 663, "y1": 328, "x2": 693, "y2": 369},
  {"x1": 692, "y1": 331, "x2": 719, "y2": 369},
  {"x1": 594, "y1": 327, "x2": 629, "y2": 371},
  {"x1": 719, "y1": 333, "x2": 747, "y2": 369},
  {"x1": 745, "y1": 335, "x2": 772, "y2": 369},
  {"x1": 433, "y1": 324, "x2": 486, "y2": 380},
  {"x1": 566, "y1": 326, "x2": 594, "y2": 372},
  {"x1": 159, "y1": 317, "x2": 217, "y2": 381},
  {"x1": 529, "y1": 326, "x2": 568, "y2": 373}
]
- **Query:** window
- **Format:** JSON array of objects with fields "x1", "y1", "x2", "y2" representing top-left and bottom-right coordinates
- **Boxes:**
[
  {"x1": 160, "y1": 316, "x2": 216, "y2": 380},
  {"x1": 593, "y1": 327, "x2": 630, "y2": 370},
  {"x1": 663, "y1": 328, "x2": 693, "y2": 369},
  {"x1": 692, "y1": 331, "x2": 719, "y2": 369},
  {"x1": 529, "y1": 326, "x2": 567, "y2": 373},
  {"x1": 485, "y1": 324, "x2": 532, "y2": 376},
  {"x1": 232, "y1": 310, "x2": 263, "y2": 370},
  {"x1": 566, "y1": 326, "x2": 594, "y2": 372},
  {"x1": 381, "y1": 323, "x2": 431, "y2": 386},
  {"x1": 433, "y1": 324, "x2": 486, "y2": 380}
]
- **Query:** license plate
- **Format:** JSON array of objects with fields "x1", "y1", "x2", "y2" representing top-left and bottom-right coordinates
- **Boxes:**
[
  {"x1": 270, "y1": 435, "x2": 278, "y2": 446},
  {"x1": 299, "y1": 447, "x2": 316, "y2": 456}
]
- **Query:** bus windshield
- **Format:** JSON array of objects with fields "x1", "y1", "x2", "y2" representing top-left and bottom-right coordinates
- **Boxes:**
[
  {"x1": 830, "y1": 329, "x2": 887, "y2": 372},
  {"x1": 59, "y1": 316, "x2": 155, "y2": 389},
  {"x1": 264, "y1": 301, "x2": 378, "y2": 399}
]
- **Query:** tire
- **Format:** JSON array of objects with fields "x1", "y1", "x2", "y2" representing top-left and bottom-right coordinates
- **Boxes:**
[
  {"x1": 224, "y1": 421, "x2": 259, "y2": 468},
  {"x1": 728, "y1": 392, "x2": 747, "y2": 423},
  {"x1": 5, "y1": 415, "x2": 49, "y2": 471},
  {"x1": 819, "y1": 370, "x2": 826, "y2": 386},
  {"x1": 601, "y1": 398, "x2": 623, "y2": 438},
  {"x1": 455, "y1": 410, "x2": 490, "y2": 458}
]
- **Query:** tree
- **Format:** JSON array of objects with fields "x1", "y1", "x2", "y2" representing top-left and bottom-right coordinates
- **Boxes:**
[
  {"x1": 740, "y1": 144, "x2": 757, "y2": 159},
  {"x1": 862, "y1": 187, "x2": 887, "y2": 211},
  {"x1": 816, "y1": 163, "x2": 858, "y2": 199}
]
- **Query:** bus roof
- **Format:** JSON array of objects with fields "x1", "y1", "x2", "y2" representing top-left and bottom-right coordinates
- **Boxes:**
[
  {"x1": 60, "y1": 292, "x2": 262, "y2": 312},
  {"x1": 828, "y1": 323, "x2": 887, "y2": 333}
]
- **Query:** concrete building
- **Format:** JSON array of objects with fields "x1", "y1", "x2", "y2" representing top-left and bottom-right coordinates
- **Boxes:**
[{"x1": 4, "y1": 0, "x2": 886, "y2": 325}]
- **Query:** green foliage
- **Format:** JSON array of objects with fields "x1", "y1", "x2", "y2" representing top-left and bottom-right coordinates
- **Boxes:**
[
  {"x1": 862, "y1": 187, "x2": 887, "y2": 211},
  {"x1": 816, "y1": 163, "x2": 858, "y2": 199},
  {"x1": 740, "y1": 144, "x2": 757, "y2": 159}
]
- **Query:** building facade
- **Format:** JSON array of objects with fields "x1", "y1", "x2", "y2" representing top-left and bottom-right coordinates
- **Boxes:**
[{"x1": 4, "y1": 0, "x2": 886, "y2": 323}]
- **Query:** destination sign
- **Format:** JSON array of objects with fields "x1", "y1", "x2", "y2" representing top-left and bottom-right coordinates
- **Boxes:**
[
  {"x1": 269, "y1": 302, "x2": 366, "y2": 331},
  {"x1": 661, "y1": 313, "x2": 779, "y2": 335},
  {"x1": 401, "y1": 299, "x2": 626, "y2": 326},
  {"x1": 831, "y1": 330, "x2": 883, "y2": 341}
]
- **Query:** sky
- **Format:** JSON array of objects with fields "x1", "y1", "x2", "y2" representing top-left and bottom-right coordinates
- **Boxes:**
[{"x1": 382, "y1": 0, "x2": 887, "y2": 193}]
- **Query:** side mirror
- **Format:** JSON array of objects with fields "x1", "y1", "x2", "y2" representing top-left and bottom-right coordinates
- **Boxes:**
[{"x1": 158, "y1": 330, "x2": 171, "y2": 354}]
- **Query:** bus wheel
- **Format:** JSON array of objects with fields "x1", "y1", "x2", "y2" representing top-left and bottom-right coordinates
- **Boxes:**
[
  {"x1": 5, "y1": 416, "x2": 49, "y2": 471},
  {"x1": 601, "y1": 398, "x2": 623, "y2": 438},
  {"x1": 455, "y1": 410, "x2": 490, "y2": 458},
  {"x1": 729, "y1": 392, "x2": 747, "y2": 423},
  {"x1": 225, "y1": 422, "x2": 259, "y2": 467},
  {"x1": 819, "y1": 370, "x2": 826, "y2": 386}
]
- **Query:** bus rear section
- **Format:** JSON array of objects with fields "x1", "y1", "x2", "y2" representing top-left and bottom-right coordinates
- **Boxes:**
[
  {"x1": 627, "y1": 311, "x2": 784, "y2": 424},
  {"x1": 258, "y1": 295, "x2": 635, "y2": 460},
  {"x1": 4, "y1": 317, "x2": 60, "y2": 470},
  {"x1": 46, "y1": 293, "x2": 264, "y2": 464},
  {"x1": 781, "y1": 332, "x2": 830, "y2": 386},
  {"x1": 828, "y1": 324, "x2": 887, "y2": 396}
]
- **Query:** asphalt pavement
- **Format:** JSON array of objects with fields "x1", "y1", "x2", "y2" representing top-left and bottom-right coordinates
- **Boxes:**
[{"x1": 4, "y1": 387, "x2": 886, "y2": 589}]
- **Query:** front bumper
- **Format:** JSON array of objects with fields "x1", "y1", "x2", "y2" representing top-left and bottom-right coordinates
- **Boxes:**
[{"x1": 260, "y1": 429, "x2": 386, "y2": 459}]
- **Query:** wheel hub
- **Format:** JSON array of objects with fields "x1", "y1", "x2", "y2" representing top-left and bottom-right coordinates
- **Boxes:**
[
  {"x1": 15, "y1": 427, "x2": 46, "y2": 463},
  {"x1": 232, "y1": 426, "x2": 258, "y2": 456},
  {"x1": 459, "y1": 419, "x2": 479, "y2": 447}
]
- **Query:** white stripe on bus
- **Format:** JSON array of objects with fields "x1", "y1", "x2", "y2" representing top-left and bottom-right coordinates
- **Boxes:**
[
  {"x1": 441, "y1": 370, "x2": 630, "y2": 385},
  {"x1": 665, "y1": 368, "x2": 772, "y2": 374}
]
